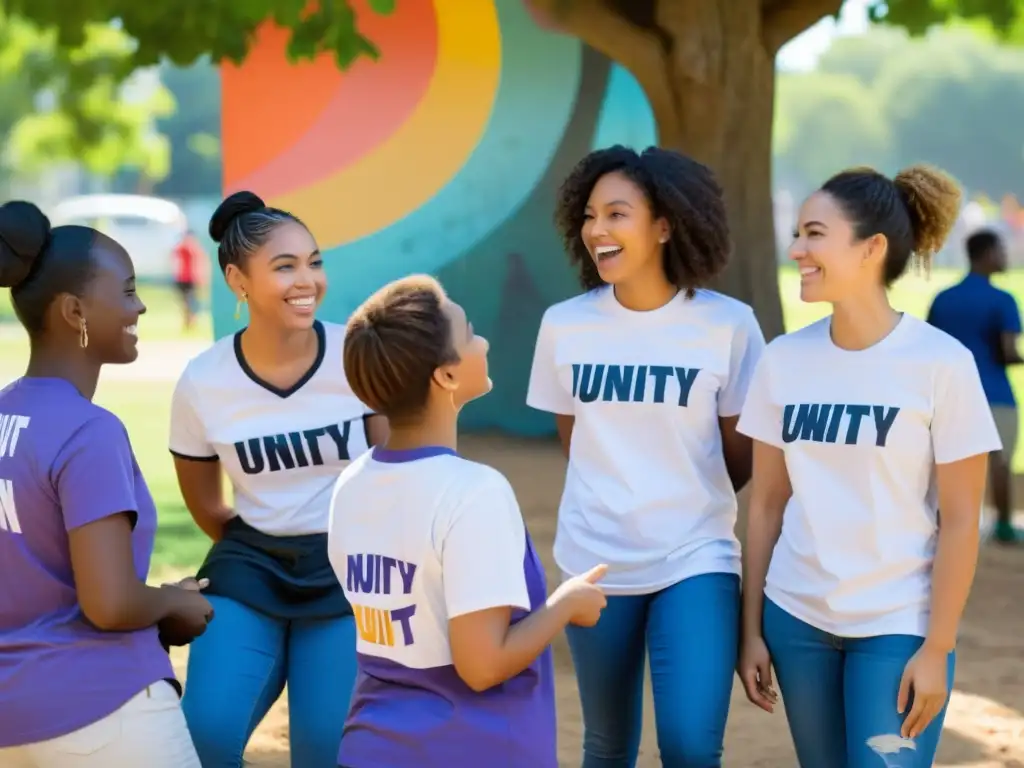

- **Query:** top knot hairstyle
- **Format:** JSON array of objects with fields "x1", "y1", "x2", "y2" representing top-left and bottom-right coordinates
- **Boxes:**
[
  {"x1": 820, "y1": 164, "x2": 962, "y2": 285},
  {"x1": 343, "y1": 275, "x2": 458, "y2": 425},
  {"x1": 210, "y1": 191, "x2": 307, "y2": 272},
  {"x1": 554, "y1": 145, "x2": 731, "y2": 297},
  {"x1": 0, "y1": 200, "x2": 116, "y2": 336}
]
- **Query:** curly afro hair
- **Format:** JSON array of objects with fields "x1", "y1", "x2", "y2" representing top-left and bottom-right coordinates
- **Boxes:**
[{"x1": 554, "y1": 145, "x2": 731, "y2": 297}]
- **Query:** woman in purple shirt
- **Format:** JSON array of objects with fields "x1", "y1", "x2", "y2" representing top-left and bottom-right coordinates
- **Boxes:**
[{"x1": 0, "y1": 201, "x2": 213, "y2": 767}]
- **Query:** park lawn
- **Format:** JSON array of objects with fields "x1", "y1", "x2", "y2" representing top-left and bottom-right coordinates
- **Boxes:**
[
  {"x1": 0, "y1": 281, "x2": 210, "y2": 343},
  {"x1": 91, "y1": 380, "x2": 214, "y2": 574},
  {"x1": 4, "y1": 271, "x2": 1024, "y2": 575}
]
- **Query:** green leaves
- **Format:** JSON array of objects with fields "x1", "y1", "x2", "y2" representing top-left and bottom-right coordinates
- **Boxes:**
[
  {"x1": 876, "y1": 0, "x2": 1024, "y2": 40},
  {"x1": 6, "y1": 0, "x2": 393, "y2": 72}
]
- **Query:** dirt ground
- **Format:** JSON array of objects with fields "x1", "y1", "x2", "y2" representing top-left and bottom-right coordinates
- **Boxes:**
[{"x1": 171, "y1": 434, "x2": 1024, "y2": 767}]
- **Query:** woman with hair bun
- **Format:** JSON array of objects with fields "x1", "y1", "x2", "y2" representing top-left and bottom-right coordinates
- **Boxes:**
[
  {"x1": 0, "y1": 201, "x2": 211, "y2": 766},
  {"x1": 738, "y1": 165, "x2": 997, "y2": 766},
  {"x1": 169, "y1": 191, "x2": 388, "y2": 767}
]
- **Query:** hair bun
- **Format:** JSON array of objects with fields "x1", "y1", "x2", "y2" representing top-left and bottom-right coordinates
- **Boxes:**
[
  {"x1": 209, "y1": 191, "x2": 265, "y2": 243},
  {"x1": 892, "y1": 165, "x2": 962, "y2": 260},
  {"x1": 0, "y1": 201, "x2": 51, "y2": 289}
]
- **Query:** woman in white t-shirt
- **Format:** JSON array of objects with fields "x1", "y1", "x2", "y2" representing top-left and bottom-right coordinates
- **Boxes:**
[
  {"x1": 738, "y1": 165, "x2": 999, "y2": 767},
  {"x1": 328, "y1": 275, "x2": 607, "y2": 768},
  {"x1": 526, "y1": 145, "x2": 765, "y2": 766},
  {"x1": 168, "y1": 192, "x2": 387, "y2": 768}
]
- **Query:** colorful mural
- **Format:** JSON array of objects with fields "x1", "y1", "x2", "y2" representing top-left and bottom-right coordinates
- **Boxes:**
[{"x1": 218, "y1": 0, "x2": 656, "y2": 435}]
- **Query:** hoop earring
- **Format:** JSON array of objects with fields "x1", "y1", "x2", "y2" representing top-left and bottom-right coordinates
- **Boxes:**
[
  {"x1": 234, "y1": 291, "x2": 248, "y2": 321},
  {"x1": 449, "y1": 389, "x2": 460, "y2": 415},
  {"x1": 79, "y1": 320, "x2": 89, "y2": 349}
]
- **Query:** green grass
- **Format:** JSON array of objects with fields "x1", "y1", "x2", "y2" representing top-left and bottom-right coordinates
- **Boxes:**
[
  {"x1": 4, "y1": 271, "x2": 1024, "y2": 576},
  {"x1": 0, "y1": 281, "x2": 211, "y2": 343}
]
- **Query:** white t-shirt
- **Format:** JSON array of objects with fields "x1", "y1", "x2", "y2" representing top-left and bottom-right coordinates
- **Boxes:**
[
  {"x1": 327, "y1": 446, "x2": 557, "y2": 767},
  {"x1": 738, "y1": 314, "x2": 1001, "y2": 637},
  {"x1": 526, "y1": 286, "x2": 766, "y2": 594},
  {"x1": 169, "y1": 321, "x2": 373, "y2": 535}
]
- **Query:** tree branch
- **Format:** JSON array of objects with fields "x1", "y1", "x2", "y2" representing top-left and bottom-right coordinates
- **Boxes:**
[
  {"x1": 761, "y1": 0, "x2": 843, "y2": 55},
  {"x1": 524, "y1": 0, "x2": 665, "y2": 83}
]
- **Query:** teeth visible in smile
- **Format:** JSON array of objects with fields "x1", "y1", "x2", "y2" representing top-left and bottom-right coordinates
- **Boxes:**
[
  {"x1": 287, "y1": 297, "x2": 315, "y2": 307},
  {"x1": 124, "y1": 325, "x2": 137, "y2": 336},
  {"x1": 800, "y1": 267, "x2": 821, "y2": 275},
  {"x1": 595, "y1": 245, "x2": 623, "y2": 258}
]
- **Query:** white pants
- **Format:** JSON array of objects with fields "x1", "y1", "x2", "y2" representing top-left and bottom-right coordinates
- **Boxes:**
[{"x1": 0, "y1": 681, "x2": 200, "y2": 768}]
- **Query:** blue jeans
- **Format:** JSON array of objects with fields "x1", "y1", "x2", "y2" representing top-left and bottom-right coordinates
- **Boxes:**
[
  {"x1": 182, "y1": 596, "x2": 357, "y2": 768},
  {"x1": 566, "y1": 572, "x2": 740, "y2": 767},
  {"x1": 763, "y1": 598, "x2": 955, "y2": 768}
]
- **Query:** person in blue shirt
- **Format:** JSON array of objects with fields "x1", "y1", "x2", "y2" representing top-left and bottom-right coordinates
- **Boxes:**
[{"x1": 927, "y1": 229, "x2": 1023, "y2": 543}]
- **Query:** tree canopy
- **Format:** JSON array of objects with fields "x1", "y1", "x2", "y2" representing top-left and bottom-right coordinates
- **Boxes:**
[
  {"x1": 5, "y1": 0, "x2": 1023, "y2": 77},
  {"x1": 775, "y1": 24, "x2": 1024, "y2": 200},
  {"x1": 0, "y1": 9, "x2": 172, "y2": 187}
]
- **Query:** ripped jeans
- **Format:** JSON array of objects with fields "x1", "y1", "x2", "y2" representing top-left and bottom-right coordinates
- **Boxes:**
[{"x1": 763, "y1": 598, "x2": 955, "y2": 768}]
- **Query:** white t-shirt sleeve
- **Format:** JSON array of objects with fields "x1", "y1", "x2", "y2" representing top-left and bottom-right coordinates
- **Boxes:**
[
  {"x1": 736, "y1": 351, "x2": 784, "y2": 448},
  {"x1": 441, "y1": 475, "x2": 531, "y2": 618},
  {"x1": 719, "y1": 307, "x2": 767, "y2": 417},
  {"x1": 931, "y1": 351, "x2": 1003, "y2": 464},
  {"x1": 526, "y1": 310, "x2": 574, "y2": 415},
  {"x1": 168, "y1": 371, "x2": 217, "y2": 460}
]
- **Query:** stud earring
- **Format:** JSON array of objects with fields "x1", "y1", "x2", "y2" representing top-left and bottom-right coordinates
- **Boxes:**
[
  {"x1": 234, "y1": 291, "x2": 248, "y2": 321},
  {"x1": 79, "y1": 319, "x2": 89, "y2": 349}
]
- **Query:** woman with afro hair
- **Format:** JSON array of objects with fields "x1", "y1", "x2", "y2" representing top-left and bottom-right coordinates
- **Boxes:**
[{"x1": 526, "y1": 145, "x2": 766, "y2": 766}]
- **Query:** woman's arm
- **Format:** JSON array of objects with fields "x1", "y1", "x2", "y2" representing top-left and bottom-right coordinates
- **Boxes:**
[
  {"x1": 449, "y1": 565, "x2": 606, "y2": 692},
  {"x1": 720, "y1": 415, "x2": 753, "y2": 491},
  {"x1": 897, "y1": 451, "x2": 987, "y2": 738},
  {"x1": 926, "y1": 452, "x2": 988, "y2": 652},
  {"x1": 70, "y1": 513, "x2": 180, "y2": 630},
  {"x1": 173, "y1": 457, "x2": 234, "y2": 542},
  {"x1": 554, "y1": 414, "x2": 574, "y2": 459},
  {"x1": 742, "y1": 440, "x2": 792, "y2": 639}
]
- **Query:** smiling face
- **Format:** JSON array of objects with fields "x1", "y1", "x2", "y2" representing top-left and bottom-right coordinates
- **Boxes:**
[
  {"x1": 790, "y1": 190, "x2": 886, "y2": 304},
  {"x1": 582, "y1": 171, "x2": 670, "y2": 287},
  {"x1": 76, "y1": 244, "x2": 147, "y2": 364},
  {"x1": 226, "y1": 220, "x2": 325, "y2": 331}
]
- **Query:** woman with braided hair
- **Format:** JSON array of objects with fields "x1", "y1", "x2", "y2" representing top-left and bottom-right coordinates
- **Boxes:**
[{"x1": 169, "y1": 191, "x2": 388, "y2": 767}]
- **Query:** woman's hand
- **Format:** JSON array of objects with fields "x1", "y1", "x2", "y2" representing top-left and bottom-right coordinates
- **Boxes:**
[
  {"x1": 163, "y1": 576, "x2": 209, "y2": 592},
  {"x1": 158, "y1": 577, "x2": 212, "y2": 649},
  {"x1": 738, "y1": 633, "x2": 778, "y2": 713},
  {"x1": 897, "y1": 645, "x2": 949, "y2": 739}
]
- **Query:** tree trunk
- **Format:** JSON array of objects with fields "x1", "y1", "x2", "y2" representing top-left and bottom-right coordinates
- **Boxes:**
[
  {"x1": 529, "y1": 0, "x2": 843, "y2": 341},
  {"x1": 647, "y1": 2, "x2": 783, "y2": 339}
]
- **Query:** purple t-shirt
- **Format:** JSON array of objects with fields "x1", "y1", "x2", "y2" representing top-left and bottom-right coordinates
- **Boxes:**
[{"x1": 0, "y1": 378, "x2": 174, "y2": 748}]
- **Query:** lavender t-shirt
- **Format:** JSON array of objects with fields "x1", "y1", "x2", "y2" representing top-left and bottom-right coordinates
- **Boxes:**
[{"x1": 0, "y1": 378, "x2": 174, "y2": 748}]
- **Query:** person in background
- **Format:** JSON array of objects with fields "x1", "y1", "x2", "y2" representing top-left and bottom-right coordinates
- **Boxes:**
[
  {"x1": 169, "y1": 191, "x2": 388, "y2": 767},
  {"x1": 739, "y1": 165, "x2": 996, "y2": 767},
  {"x1": 329, "y1": 275, "x2": 607, "y2": 768},
  {"x1": 527, "y1": 145, "x2": 765, "y2": 767},
  {"x1": 173, "y1": 229, "x2": 206, "y2": 332},
  {"x1": 927, "y1": 228, "x2": 1022, "y2": 544},
  {"x1": 0, "y1": 200, "x2": 212, "y2": 767}
]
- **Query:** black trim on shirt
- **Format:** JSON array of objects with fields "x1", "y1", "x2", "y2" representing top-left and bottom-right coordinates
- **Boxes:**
[
  {"x1": 169, "y1": 449, "x2": 220, "y2": 462},
  {"x1": 233, "y1": 320, "x2": 326, "y2": 399}
]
